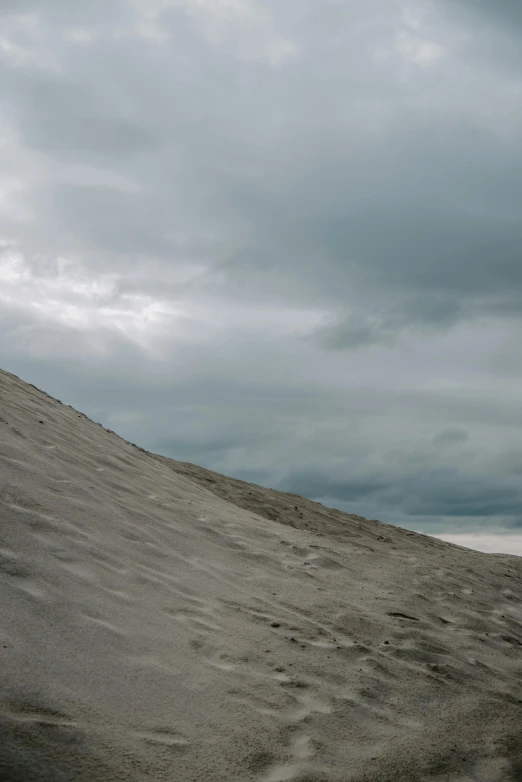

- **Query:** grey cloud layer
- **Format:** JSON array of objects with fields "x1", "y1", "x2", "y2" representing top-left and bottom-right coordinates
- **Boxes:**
[{"x1": 1, "y1": 0, "x2": 521, "y2": 536}]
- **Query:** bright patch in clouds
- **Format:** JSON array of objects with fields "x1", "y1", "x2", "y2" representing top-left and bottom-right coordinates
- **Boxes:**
[
  {"x1": 435, "y1": 533, "x2": 522, "y2": 557},
  {"x1": 395, "y1": 29, "x2": 446, "y2": 67},
  {"x1": 0, "y1": 249, "x2": 182, "y2": 347}
]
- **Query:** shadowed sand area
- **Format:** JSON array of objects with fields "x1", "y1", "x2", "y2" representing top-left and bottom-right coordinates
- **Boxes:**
[{"x1": 1, "y1": 367, "x2": 522, "y2": 781}]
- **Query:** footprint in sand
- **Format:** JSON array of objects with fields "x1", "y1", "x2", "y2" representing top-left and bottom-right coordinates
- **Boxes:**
[
  {"x1": 262, "y1": 731, "x2": 322, "y2": 781},
  {"x1": 199, "y1": 644, "x2": 236, "y2": 671}
]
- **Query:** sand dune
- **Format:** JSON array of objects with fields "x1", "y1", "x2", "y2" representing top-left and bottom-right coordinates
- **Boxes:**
[{"x1": 1, "y1": 368, "x2": 521, "y2": 782}]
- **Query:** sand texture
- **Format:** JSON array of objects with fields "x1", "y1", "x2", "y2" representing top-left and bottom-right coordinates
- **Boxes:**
[{"x1": 1, "y1": 367, "x2": 522, "y2": 782}]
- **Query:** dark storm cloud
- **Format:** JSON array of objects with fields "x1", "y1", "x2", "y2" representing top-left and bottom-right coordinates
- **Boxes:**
[
  {"x1": 1, "y1": 0, "x2": 522, "y2": 547},
  {"x1": 432, "y1": 428, "x2": 468, "y2": 446},
  {"x1": 444, "y1": 0, "x2": 522, "y2": 30},
  {"x1": 280, "y1": 468, "x2": 522, "y2": 522}
]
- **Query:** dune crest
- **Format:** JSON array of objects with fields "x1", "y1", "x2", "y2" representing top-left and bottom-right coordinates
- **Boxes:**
[{"x1": 1, "y1": 368, "x2": 521, "y2": 781}]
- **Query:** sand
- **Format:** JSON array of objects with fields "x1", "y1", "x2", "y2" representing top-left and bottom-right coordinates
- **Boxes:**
[{"x1": 1, "y1": 367, "x2": 521, "y2": 782}]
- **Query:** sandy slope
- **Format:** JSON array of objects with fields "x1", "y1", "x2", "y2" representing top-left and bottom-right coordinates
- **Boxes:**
[{"x1": 1, "y1": 368, "x2": 521, "y2": 782}]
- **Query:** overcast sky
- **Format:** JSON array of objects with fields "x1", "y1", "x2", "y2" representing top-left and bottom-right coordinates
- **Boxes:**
[{"x1": 1, "y1": 0, "x2": 522, "y2": 554}]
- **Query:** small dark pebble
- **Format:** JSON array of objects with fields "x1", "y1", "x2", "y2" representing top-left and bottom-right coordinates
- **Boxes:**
[
  {"x1": 271, "y1": 622, "x2": 281, "y2": 628},
  {"x1": 384, "y1": 641, "x2": 389, "y2": 645},
  {"x1": 38, "y1": 420, "x2": 44, "y2": 424}
]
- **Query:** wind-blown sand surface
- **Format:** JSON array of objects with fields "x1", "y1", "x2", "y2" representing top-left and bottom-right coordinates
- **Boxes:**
[{"x1": 1, "y1": 368, "x2": 521, "y2": 782}]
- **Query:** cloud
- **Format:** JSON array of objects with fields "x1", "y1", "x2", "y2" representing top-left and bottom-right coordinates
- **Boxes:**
[
  {"x1": 434, "y1": 532, "x2": 522, "y2": 556},
  {"x1": 120, "y1": 0, "x2": 299, "y2": 64},
  {"x1": 394, "y1": 29, "x2": 446, "y2": 68},
  {"x1": 313, "y1": 294, "x2": 466, "y2": 349},
  {"x1": 445, "y1": 0, "x2": 522, "y2": 31},
  {"x1": 1, "y1": 0, "x2": 522, "y2": 552},
  {"x1": 432, "y1": 428, "x2": 468, "y2": 447}
]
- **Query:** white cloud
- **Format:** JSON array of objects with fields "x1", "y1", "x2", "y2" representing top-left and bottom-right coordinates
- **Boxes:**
[
  {"x1": 394, "y1": 29, "x2": 446, "y2": 67},
  {"x1": 131, "y1": 0, "x2": 297, "y2": 64},
  {"x1": 185, "y1": 0, "x2": 297, "y2": 65},
  {"x1": 0, "y1": 249, "x2": 184, "y2": 350},
  {"x1": 434, "y1": 532, "x2": 522, "y2": 557},
  {"x1": 63, "y1": 29, "x2": 96, "y2": 45},
  {"x1": 0, "y1": 12, "x2": 62, "y2": 72},
  {"x1": 401, "y1": 6, "x2": 422, "y2": 30}
]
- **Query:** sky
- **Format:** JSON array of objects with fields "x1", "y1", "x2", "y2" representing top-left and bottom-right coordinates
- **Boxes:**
[{"x1": 1, "y1": 0, "x2": 522, "y2": 555}]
